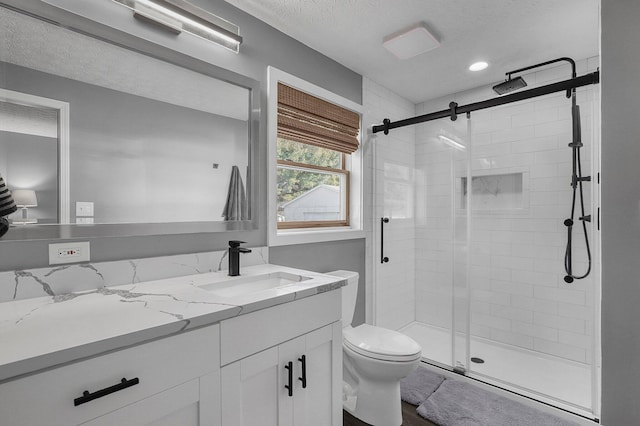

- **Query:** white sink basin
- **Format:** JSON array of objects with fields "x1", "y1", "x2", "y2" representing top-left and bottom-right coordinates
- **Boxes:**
[{"x1": 200, "y1": 271, "x2": 311, "y2": 298}]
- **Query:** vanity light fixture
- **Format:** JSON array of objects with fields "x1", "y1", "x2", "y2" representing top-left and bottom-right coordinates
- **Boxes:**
[
  {"x1": 112, "y1": 0, "x2": 242, "y2": 53},
  {"x1": 12, "y1": 189, "x2": 38, "y2": 225}
]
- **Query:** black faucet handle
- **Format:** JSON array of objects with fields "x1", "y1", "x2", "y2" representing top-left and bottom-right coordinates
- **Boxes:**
[{"x1": 229, "y1": 240, "x2": 246, "y2": 248}]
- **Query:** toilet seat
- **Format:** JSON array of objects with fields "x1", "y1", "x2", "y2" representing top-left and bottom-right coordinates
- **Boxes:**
[{"x1": 343, "y1": 324, "x2": 422, "y2": 362}]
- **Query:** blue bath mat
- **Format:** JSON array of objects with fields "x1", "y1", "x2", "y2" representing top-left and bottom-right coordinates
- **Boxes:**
[
  {"x1": 400, "y1": 366, "x2": 446, "y2": 406},
  {"x1": 417, "y1": 379, "x2": 579, "y2": 426}
]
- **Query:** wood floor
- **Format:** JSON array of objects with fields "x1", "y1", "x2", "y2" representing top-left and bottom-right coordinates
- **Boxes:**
[{"x1": 343, "y1": 401, "x2": 438, "y2": 426}]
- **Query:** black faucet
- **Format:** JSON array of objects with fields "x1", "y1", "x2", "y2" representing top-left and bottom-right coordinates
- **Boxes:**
[{"x1": 228, "y1": 240, "x2": 252, "y2": 276}]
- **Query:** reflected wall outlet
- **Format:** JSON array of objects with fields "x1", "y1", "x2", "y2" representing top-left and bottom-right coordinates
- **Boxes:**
[{"x1": 49, "y1": 241, "x2": 90, "y2": 265}]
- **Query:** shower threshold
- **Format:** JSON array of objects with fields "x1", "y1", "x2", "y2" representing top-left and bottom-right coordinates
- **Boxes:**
[{"x1": 400, "y1": 321, "x2": 596, "y2": 419}]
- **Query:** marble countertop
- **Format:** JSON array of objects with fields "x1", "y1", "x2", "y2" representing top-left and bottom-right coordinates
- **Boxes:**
[{"x1": 0, "y1": 264, "x2": 346, "y2": 383}]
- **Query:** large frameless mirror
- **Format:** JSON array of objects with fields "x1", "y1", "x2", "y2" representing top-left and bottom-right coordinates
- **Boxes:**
[{"x1": 0, "y1": 2, "x2": 259, "y2": 240}]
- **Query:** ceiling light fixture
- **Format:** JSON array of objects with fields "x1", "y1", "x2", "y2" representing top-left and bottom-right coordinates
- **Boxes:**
[
  {"x1": 112, "y1": 0, "x2": 242, "y2": 53},
  {"x1": 469, "y1": 61, "x2": 489, "y2": 72},
  {"x1": 383, "y1": 23, "x2": 440, "y2": 60}
]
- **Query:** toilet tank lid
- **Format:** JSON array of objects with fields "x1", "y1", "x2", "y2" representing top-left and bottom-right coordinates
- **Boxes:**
[{"x1": 344, "y1": 324, "x2": 422, "y2": 358}]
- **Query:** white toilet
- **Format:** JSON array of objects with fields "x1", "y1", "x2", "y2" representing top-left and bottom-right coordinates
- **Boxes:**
[{"x1": 328, "y1": 270, "x2": 422, "y2": 426}]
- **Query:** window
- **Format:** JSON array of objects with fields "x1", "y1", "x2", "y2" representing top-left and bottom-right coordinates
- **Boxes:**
[
  {"x1": 277, "y1": 139, "x2": 349, "y2": 227},
  {"x1": 268, "y1": 68, "x2": 364, "y2": 245},
  {"x1": 275, "y1": 82, "x2": 360, "y2": 230}
]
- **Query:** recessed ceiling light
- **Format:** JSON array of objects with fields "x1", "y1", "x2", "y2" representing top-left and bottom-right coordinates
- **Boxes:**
[
  {"x1": 383, "y1": 23, "x2": 440, "y2": 60},
  {"x1": 469, "y1": 61, "x2": 489, "y2": 71}
]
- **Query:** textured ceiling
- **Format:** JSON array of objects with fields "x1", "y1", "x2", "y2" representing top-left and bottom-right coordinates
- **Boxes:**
[
  {"x1": 0, "y1": 101, "x2": 58, "y2": 138},
  {"x1": 224, "y1": 0, "x2": 600, "y2": 103}
]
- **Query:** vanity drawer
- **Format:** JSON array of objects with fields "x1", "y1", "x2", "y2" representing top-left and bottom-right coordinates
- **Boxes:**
[
  {"x1": 220, "y1": 289, "x2": 340, "y2": 365},
  {"x1": 0, "y1": 324, "x2": 219, "y2": 426}
]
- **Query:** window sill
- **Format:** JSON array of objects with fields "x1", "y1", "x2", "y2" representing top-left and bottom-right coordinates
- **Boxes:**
[{"x1": 269, "y1": 227, "x2": 365, "y2": 247}]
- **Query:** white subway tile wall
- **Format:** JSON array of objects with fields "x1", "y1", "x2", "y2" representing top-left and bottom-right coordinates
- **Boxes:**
[
  {"x1": 415, "y1": 57, "x2": 599, "y2": 364},
  {"x1": 363, "y1": 78, "x2": 416, "y2": 330}
]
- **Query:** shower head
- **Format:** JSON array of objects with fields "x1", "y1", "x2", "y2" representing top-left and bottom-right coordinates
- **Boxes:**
[{"x1": 492, "y1": 76, "x2": 527, "y2": 95}]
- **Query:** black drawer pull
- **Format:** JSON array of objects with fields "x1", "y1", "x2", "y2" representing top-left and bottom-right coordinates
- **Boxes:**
[
  {"x1": 284, "y1": 362, "x2": 293, "y2": 397},
  {"x1": 298, "y1": 355, "x2": 307, "y2": 389},
  {"x1": 74, "y1": 377, "x2": 140, "y2": 406}
]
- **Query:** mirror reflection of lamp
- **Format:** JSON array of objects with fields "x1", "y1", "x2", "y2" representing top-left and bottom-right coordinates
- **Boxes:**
[
  {"x1": 0, "y1": 175, "x2": 18, "y2": 237},
  {"x1": 11, "y1": 189, "x2": 38, "y2": 225}
]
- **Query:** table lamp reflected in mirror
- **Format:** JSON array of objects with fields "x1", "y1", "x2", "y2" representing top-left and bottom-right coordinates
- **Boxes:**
[
  {"x1": 0, "y1": 176, "x2": 18, "y2": 237},
  {"x1": 11, "y1": 189, "x2": 38, "y2": 225}
]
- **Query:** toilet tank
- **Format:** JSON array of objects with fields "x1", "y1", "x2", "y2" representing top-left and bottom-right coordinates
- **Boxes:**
[{"x1": 327, "y1": 270, "x2": 359, "y2": 328}]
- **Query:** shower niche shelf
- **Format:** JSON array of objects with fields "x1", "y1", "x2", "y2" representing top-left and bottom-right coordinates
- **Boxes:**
[{"x1": 459, "y1": 171, "x2": 528, "y2": 213}]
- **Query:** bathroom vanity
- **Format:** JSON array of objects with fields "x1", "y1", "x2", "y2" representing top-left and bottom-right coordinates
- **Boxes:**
[{"x1": 0, "y1": 265, "x2": 345, "y2": 425}]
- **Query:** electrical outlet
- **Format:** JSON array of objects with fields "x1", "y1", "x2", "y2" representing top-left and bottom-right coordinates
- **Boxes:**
[{"x1": 48, "y1": 242, "x2": 90, "y2": 265}]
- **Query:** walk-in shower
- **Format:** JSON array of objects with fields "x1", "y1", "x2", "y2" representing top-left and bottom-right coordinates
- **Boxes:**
[{"x1": 370, "y1": 58, "x2": 600, "y2": 419}]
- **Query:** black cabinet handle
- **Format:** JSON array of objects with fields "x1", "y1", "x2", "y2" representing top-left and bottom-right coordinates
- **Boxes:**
[
  {"x1": 74, "y1": 377, "x2": 140, "y2": 407},
  {"x1": 284, "y1": 361, "x2": 293, "y2": 397},
  {"x1": 298, "y1": 355, "x2": 307, "y2": 389},
  {"x1": 381, "y1": 217, "x2": 390, "y2": 263}
]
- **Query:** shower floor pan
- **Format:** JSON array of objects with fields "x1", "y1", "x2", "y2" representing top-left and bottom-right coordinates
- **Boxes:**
[{"x1": 400, "y1": 321, "x2": 595, "y2": 419}]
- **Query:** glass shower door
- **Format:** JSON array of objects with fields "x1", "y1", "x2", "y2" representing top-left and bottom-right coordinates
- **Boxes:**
[
  {"x1": 465, "y1": 88, "x2": 599, "y2": 417},
  {"x1": 398, "y1": 110, "x2": 471, "y2": 370}
]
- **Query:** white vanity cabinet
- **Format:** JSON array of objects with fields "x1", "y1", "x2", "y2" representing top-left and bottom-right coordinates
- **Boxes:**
[
  {"x1": 219, "y1": 290, "x2": 342, "y2": 426},
  {"x1": 0, "y1": 325, "x2": 221, "y2": 426}
]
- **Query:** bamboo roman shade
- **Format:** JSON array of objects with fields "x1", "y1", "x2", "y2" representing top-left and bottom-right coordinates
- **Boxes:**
[{"x1": 277, "y1": 83, "x2": 360, "y2": 154}]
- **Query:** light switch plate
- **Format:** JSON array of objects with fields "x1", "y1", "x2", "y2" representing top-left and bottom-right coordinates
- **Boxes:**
[
  {"x1": 48, "y1": 241, "x2": 91, "y2": 265},
  {"x1": 76, "y1": 201, "x2": 94, "y2": 217}
]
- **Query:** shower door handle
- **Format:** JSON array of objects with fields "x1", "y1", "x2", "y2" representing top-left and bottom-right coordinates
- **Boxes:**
[{"x1": 381, "y1": 217, "x2": 390, "y2": 263}]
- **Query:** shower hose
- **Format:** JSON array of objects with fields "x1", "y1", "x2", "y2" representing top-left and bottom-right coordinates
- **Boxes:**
[{"x1": 563, "y1": 93, "x2": 592, "y2": 283}]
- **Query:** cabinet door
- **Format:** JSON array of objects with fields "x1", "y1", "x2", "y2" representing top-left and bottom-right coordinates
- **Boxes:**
[
  {"x1": 220, "y1": 321, "x2": 342, "y2": 426},
  {"x1": 221, "y1": 346, "x2": 281, "y2": 426},
  {"x1": 294, "y1": 322, "x2": 343, "y2": 426},
  {"x1": 278, "y1": 335, "x2": 306, "y2": 426}
]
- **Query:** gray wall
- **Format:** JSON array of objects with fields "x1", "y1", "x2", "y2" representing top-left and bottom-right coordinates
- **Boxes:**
[
  {"x1": 2, "y1": 62, "x2": 247, "y2": 224},
  {"x1": 600, "y1": 0, "x2": 640, "y2": 423},
  {"x1": 0, "y1": 131, "x2": 58, "y2": 222},
  {"x1": 0, "y1": 0, "x2": 362, "y2": 270},
  {"x1": 270, "y1": 239, "x2": 366, "y2": 326}
]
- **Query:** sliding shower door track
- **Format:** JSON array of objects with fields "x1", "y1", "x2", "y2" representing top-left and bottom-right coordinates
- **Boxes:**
[{"x1": 418, "y1": 359, "x2": 599, "y2": 422}]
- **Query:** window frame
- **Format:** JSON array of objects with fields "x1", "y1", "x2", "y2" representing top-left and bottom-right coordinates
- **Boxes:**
[
  {"x1": 276, "y1": 150, "x2": 350, "y2": 229},
  {"x1": 267, "y1": 67, "x2": 364, "y2": 246}
]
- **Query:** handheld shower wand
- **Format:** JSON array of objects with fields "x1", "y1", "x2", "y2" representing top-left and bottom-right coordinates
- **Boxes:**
[{"x1": 564, "y1": 87, "x2": 592, "y2": 283}]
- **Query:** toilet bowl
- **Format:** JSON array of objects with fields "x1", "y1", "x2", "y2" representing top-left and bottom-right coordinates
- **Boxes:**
[{"x1": 327, "y1": 270, "x2": 422, "y2": 426}]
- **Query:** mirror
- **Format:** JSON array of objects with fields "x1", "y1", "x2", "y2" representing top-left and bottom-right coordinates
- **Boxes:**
[{"x1": 0, "y1": 4, "x2": 259, "y2": 239}]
